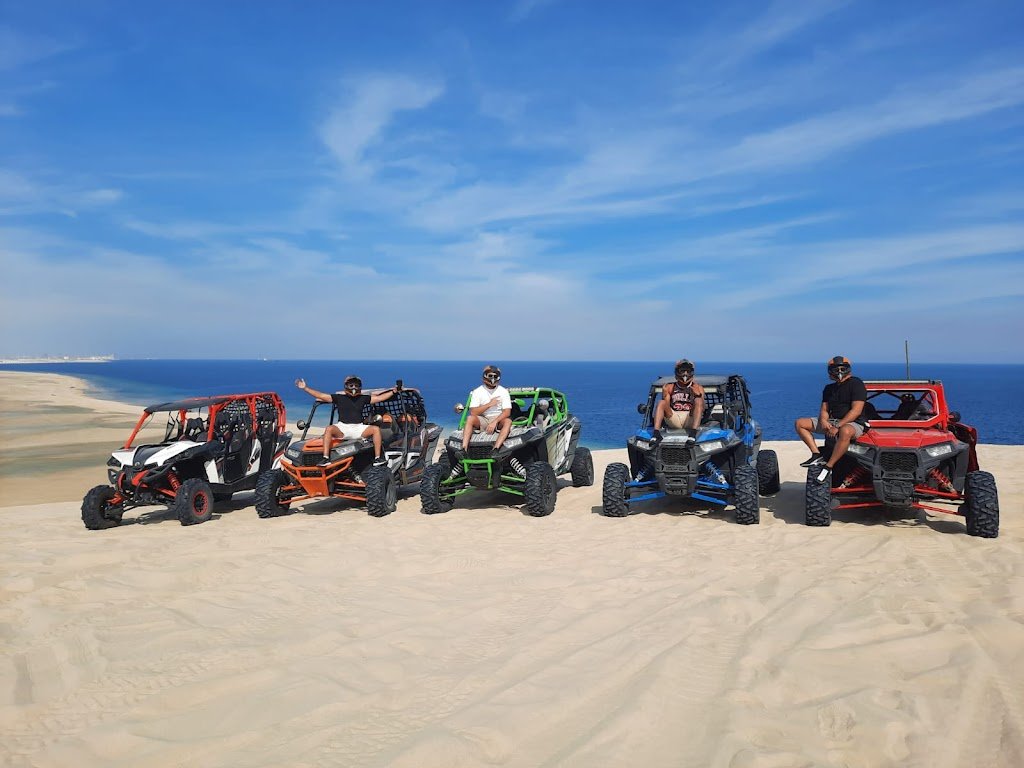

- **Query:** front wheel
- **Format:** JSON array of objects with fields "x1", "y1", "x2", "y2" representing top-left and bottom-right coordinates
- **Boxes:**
[
  {"x1": 365, "y1": 466, "x2": 398, "y2": 517},
  {"x1": 174, "y1": 478, "x2": 214, "y2": 526},
  {"x1": 964, "y1": 470, "x2": 999, "y2": 538},
  {"x1": 420, "y1": 462, "x2": 452, "y2": 515},
  {"x1": 733, "y1": 464, "x2": 760, "y2": 525},
  {"x1": 756, "y1": 449, "x2": 780, "y2": 495},
  {"x1": 255, "y1": 469, "x2": 295, "y2": 519},
  {"x1": 601, "y1": 463, "x2": 631, "y2": 517},
  {"x1": 81, "y1": 485, "x2": 124, "y2": 530},
  {"x1": 524, "y1": 461, "x2": 557, "y2": 517},
  {"x1": 804, "y1": 467, "x2": 832, "y2": 527},
  {"x1": 570, "y1": 446, "x2": 595, "y2": 487}
]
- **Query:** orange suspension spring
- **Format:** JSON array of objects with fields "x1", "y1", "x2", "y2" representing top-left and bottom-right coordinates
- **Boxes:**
[
  {"x1": 928, "y1": 468, "x2": 955, "y2": 493},
  {"x1": 168, "y1": 471, "x2": 181, "y2": 491},
  {"x1": 839, "y1": 466, "x2": 870, "y2": 488}
]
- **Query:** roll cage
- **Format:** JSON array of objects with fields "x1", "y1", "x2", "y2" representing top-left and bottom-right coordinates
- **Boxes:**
[
  {"x1": 457, "y1": 387, "x2": 569, "y2": 430},
  {"x1": 639, "y1": 375, "x2": 753, "y2": 432},
  {"x1": 122, "y1": 392, "x2": 286, "y2": 448},
  {"x1": 297, "y1": 387, "x2": 429, "y2": 440}
]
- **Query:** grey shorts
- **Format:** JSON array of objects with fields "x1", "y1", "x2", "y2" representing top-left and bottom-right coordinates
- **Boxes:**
[{"x1": 813, "y1": 418, "x2": 865, "y2": 438}]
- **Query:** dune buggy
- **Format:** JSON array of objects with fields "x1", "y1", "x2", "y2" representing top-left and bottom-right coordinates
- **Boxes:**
[
  {"x1": 81, "y1": 392, "x2": 289, "y2": 529},
  {"x1": 804, "y1": 379, "x2": 999, "y2": 537},
  {"x1": 420, "y1": 387, "x2": 593, "y2": 517},
  {"x1": 255, "y1": 382, "x2": 443, "y2": 518},
  {"x1": 601, "y1": 374, "x2": 778, "y2": 524}
]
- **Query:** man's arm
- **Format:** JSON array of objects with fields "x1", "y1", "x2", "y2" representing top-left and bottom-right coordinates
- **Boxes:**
[
  {"x1": 295, "y1": 378, "x2": 332, "y2": 403},
  {"x1": 369, "y1": 387, "x2": 398, "y2": 405},
  {"x1": 837, "y1": 401, "x2": 865, "y2": 427},
  {"x1": 818, "y1": 402, "x2": 833, "y2": 434},
  {"x1": 470, "y1": 397, "x2": 498, "y2": 416},
  {"x1": 691, "y1": 383, "x2": 705, "y2": 425}
]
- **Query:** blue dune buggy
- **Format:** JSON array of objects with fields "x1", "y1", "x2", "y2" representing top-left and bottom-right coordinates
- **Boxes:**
[{"x1": 601, "y1": 374, "x2": 779, "y2": 524}]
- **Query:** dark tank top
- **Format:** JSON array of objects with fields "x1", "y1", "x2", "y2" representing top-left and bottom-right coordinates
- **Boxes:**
[{"x1": 668, "y1": 382, "x2": 697, "y2": 412}]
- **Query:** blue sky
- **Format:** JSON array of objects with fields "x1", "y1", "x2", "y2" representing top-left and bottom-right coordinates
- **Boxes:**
[{"x1": 1, "y1": 0, "x2": 1022, "y2": 362}]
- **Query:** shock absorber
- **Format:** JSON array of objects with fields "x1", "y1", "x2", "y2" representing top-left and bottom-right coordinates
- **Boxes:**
[
  {"x1": 510, "y1": 457, "x2": 527, "y2": 477},
  {"x1": 167, "y1": 471, "x2": 181, "y2": 491},
  {"x1": 635, "y1": 463, "x2": 652, "y2": 482},
  {"x1": 839, "y1": 466, "x2": 870, "y2": 488},
  {"x1": 703, "y1": 460, "x2": 727, "y2": 485},
  {"x1": 928, "y1": 467, "x2": 956, "y2": 493}
]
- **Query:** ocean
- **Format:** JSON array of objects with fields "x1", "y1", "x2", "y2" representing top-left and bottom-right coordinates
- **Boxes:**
[{"x1": 3, "y1": 360, "x2": 1021, "y2": 447}]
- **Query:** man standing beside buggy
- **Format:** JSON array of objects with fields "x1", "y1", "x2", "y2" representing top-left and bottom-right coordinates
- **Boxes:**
[
  {"x1": 794, "y1": 356, "x2": 869, "y2": 484},
  {"x1": 653, "y1": 359, "x2": 705, "y2": 438},
  {"x1": 294, "y1": 375, "x2": 398, "y2": 467}
]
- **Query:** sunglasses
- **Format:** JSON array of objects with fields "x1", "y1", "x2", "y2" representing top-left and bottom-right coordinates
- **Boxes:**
[
  {"x1": 345, "y1": 383, "x2": 362, "y2": 392},
  {"x1": 483, "y1": 373, "x2": 501, "y2": 383}
]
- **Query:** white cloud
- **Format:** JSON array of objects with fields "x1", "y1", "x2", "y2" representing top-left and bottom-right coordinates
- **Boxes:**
[{"x1": 319, "y1": 74, "x2": 444, "y2": 179}]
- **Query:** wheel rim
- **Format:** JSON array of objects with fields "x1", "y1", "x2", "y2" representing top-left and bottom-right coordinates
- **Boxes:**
[{"x1": 193, "y1": 492, "x2": 208, "y2": 516}]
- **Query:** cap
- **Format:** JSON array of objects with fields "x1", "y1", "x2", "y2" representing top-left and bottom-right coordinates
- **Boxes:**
[
  {"x1": 675, "y1": 359, "x2": 695, "y2": 372},
  {"x1": 344, "y1": 375, "x2": 363, "y2": 387}
]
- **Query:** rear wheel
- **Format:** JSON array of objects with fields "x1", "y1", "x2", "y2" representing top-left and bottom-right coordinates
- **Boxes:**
[
  {"x1": 570, "y1": 446, "x2": 595, "y2": 487},
  {"x1": 601, "y1": 462, "x2": 631, "y2": 517},
  {"x1": 81, "y1": 485, "x2": 123, "y2": 530},
  {"x1": 174, "y1": 478, "x2": 214, "y2": 526},
  {"x1": 365, "y1": 466, "x2": 398, "y2": 517},
  {"x1": 420, "y1": 462, "x2": 452, "y2": 515},
  {"x1": 733, "y1": 464, "x2": 760, "y2": 525},
  {"x1": 964, "y1": 470, "x2": 999, "y2": 538},
  {"x1": 756, "y1": 449, "x2": 781, "y2": 495},
  {"x1": 804, "y1": 467, "x2": 832, "y2": 527},
  {"x1": 255, "y1": 469, "x2": 294, "y2": 519},
  {"x1": 524, "y1": 461, "x2": 557, "y2": 517}
]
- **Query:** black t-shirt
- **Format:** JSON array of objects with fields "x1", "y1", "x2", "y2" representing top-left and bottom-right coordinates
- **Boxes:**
[
  {"x1": 331, "y1": 393, "x2": 370, "y2": 425},
  {"x1": 821, "y1": 376, "x2": 868, "y2": 424}
]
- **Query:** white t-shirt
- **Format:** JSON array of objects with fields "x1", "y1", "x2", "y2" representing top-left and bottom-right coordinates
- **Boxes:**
[{"x1": 469, "y1": 384, "x2": 511, "y2": 419}]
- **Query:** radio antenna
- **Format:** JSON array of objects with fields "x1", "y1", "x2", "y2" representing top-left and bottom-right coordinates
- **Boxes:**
[{"x1": 904, "y1": 340, "x2": 911, "y2": 378}]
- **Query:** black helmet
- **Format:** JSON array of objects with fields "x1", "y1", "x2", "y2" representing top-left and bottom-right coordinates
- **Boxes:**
[
  {"x1": 674, "y1": 359, "x2": 695, "y2": 379},
  {"x1": 827, "y1": 356, "x2": 851, "y2": 380}
]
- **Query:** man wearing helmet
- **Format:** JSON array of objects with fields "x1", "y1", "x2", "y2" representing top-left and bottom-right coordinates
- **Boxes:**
[
  {"x1": 462, "y1": 365, "x2": 513, "y2": 453},
  {"x1": 295, "y1": 375, "x2": 398, "y2": 467},
  {"x1": 794, "y1": 356, "x2": 868, "y2": 483},
  {"x1": 653, "y1": 359, "x2": 705, "y2": 437}
]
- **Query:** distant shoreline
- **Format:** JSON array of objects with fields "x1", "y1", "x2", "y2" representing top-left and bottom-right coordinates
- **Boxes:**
[{"x1": 0, "y1": 356, "x2": 114, "y2": 364}]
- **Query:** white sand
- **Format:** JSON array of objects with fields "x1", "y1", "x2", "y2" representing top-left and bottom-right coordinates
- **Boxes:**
[{"x1": 1, "y1": 372, "x2": 1022, "y2": 767}]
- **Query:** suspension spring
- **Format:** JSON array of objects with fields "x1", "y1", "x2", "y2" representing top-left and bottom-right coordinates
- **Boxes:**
[
  {"x1": 510, "y1": 457, "x2": 527, "y2": 477},
  {"x1": 167, "y1": 472, "x2": 181, "y2": 491},
  {"x1": 839, "y1": 466, "x2": 870, "y2": 488},
  {"x1": 928, "y1": 467, "x2": 956, "y2": 493},
  {"x1": 703, "y1": 460, "x2": 727, "y2": 485},
  {"x1": 635, "y1": 463, "x2": 651, "y2": 482}
]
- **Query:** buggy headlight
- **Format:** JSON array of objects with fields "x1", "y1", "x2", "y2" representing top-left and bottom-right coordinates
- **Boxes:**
[
  {"x1": 635, "y1": 439, "x2": 652, "y2": 451},
  {"x1": 502, "y1": 437, "x2": 523, "y2": 450},
  {"x1": 285, "y1": 447, "x2": 300, "y2": 459},
  {"x1": 925, "y1": 442, "x2": 954, "y2": 458},
  {"x1": 106, "y1": 456, "x2": 121, "y2": 468},
  {"x1": 697, "y1": 440, "x2": 724, "y2": 454},
  {"x1": 848, "y1": 443, "x2": 870, "y2": 456}
]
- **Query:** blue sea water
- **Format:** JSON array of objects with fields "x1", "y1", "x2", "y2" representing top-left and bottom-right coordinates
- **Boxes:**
[{"x1": 2, "y1": 360, "x2": 1021, "y2": 447}]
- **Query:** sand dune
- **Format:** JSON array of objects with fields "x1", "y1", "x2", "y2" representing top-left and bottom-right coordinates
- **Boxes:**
[{"x1": 1, "y1": 373, "x2": 1022, "y2": 767}]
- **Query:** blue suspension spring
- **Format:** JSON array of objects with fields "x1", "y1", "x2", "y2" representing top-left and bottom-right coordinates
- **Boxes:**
[{"x1": 703, "y1": 460, "x2": 727, "y2": 485}]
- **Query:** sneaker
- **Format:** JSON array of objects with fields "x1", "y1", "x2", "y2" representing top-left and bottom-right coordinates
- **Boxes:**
[
  {"x1": 372, "y1": 456, "x2": 387, "y2": 467},
  {"x1": 815, "y1": 466, "x2": 832, "y2": 484},
  {"x1": 317, "y1": 456, "x2": 333, "y2": 467},
  {"x1": 800, "y1": 454, "x2": 824, "y2": 467}
]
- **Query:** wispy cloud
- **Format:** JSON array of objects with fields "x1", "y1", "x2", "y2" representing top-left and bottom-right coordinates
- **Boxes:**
[{"x1": 0, "y1": 169, "x2": 122, "y2": 217}]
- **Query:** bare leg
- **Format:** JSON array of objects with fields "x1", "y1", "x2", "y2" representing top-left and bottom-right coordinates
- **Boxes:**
[
  {"x1": 690, "y1": 400, "x2": 704, "y2": 429},
  {"x1": 826, "y1": 424, "x2": 858, "y2": 468},
  {"x1": 322, "y1": 425, "x2": 345, "y2": 458},
  {"x1": 795, "y1": 417, "x2": 819, "y2": 454},
  {"x1": 462, "y1": 415, "x2": 479, "y2": 451},
  {"x1": 493, "y1": 418, "x2": 513, "y2": 451},
  {"x1": 362, "y1": 425, "x2": 383, "y2": 459}
]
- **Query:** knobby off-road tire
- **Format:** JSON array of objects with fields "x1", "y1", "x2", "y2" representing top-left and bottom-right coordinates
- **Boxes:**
[
  {"x1": 81, "y1": 485, "x2": 124, "y2": 530},
  {"x1": 804, "y1": 466, "x2": 832, "y2": 527},
  {"x1": 964, "y1": 470, "x2": 999, "y2": 538},
  {"x1": 570, "y1": 446, "x2": 595, "y2": 487},
  {"x1": 601, "y1": 462, "x2": 631, "y2": 517},
  {"x1": 255, "y1": 469, "x2": 294, "y2": 519},
  {"x1": 174, "y1": 478, "x2": 214, "y2": 526},
  {"x1": 524, "y1": 461, "x2": 557, "y2": 517},
  {"x1": 733, "y1": 464, "x2": 760, "y2": 525},
  {"x1": 365, "y1": 466, "x2": 398, "y2": 518},
  {"x1": 420, "y1": 462, "x2": 451, "y2": 515},
  {"x1": 756, "y1": 449, "x2": 781, "y2": 495},
  {"x1": 436, "y1": 451, "x2": 453, "y2": 479}
]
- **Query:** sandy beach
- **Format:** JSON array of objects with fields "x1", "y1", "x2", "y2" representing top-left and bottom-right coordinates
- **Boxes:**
[{"x1": 1, "y1": 372, "x2": 1021, "y2": 768}]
